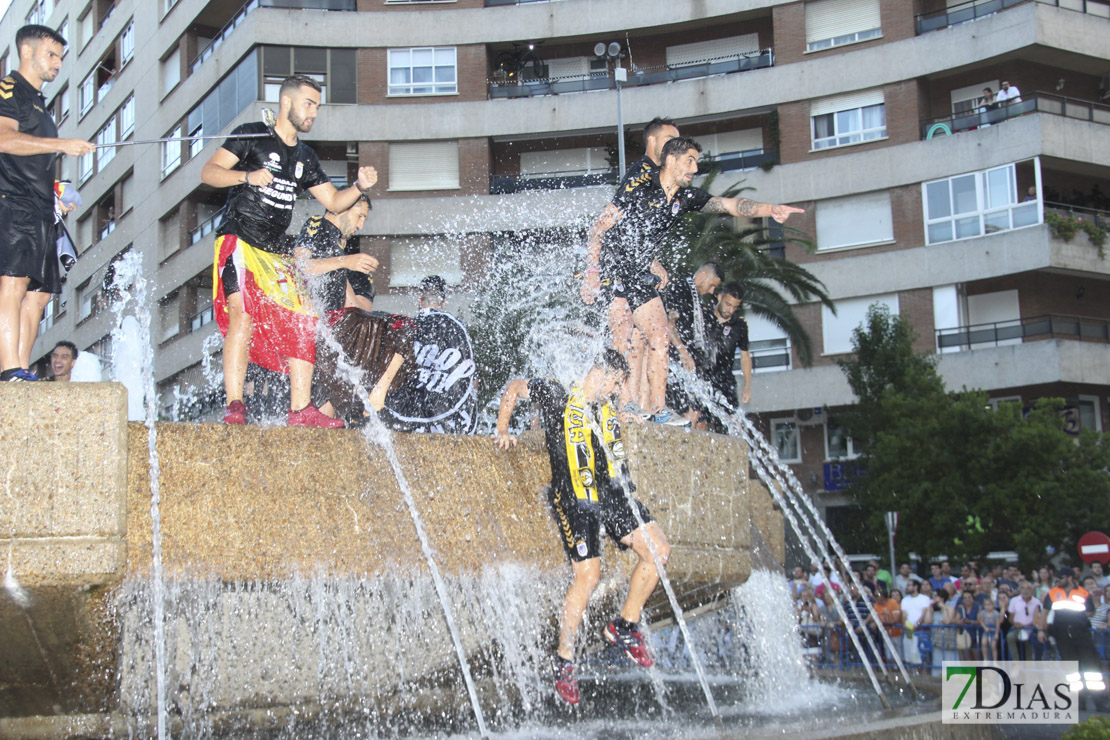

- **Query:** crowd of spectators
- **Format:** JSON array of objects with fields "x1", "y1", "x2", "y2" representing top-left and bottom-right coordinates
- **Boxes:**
[{"x1": 789, "y1": 558, "x2": 1110, "y2": 669}]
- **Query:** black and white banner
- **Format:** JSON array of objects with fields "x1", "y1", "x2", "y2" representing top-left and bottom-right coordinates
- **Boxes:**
[{"x1": 383, "y1": 309, "x2": 477, "y2": 433}]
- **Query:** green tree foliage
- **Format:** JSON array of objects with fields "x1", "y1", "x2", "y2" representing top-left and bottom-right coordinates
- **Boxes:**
[
  {"x1": 661, "y1": 174, "x2": 835, "y2": 366},
  {"x1": 839, "y1": 304, "x2": 1110, "y2": 569}
]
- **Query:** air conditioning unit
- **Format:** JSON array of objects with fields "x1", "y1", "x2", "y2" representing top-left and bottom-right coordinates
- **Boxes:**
[{"x1": 795, "y1": 407, "x2": 823, "y2": 426}]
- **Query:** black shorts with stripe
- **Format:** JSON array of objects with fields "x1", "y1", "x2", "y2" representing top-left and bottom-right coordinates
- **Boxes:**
[
  {"x1": 547, "y1": 484, "x2": 653, "y2": 562},
  {"x1": 0, "y1": 196, "x2": 61, "y2": 293}
]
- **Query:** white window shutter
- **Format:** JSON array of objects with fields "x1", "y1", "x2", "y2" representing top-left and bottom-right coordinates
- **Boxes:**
[
  {"x1": 805, "y1": 0, "x2": 881, "y2": 44},
  {"x1": 811, "y1": 88, "x2": 885, "y2": 117},
  {"x1": 389, "y1": 141, "x2": 460, "y2": 191},
  {"x1": 665, "y1": 34, "x2": 759, "y2": 67}
]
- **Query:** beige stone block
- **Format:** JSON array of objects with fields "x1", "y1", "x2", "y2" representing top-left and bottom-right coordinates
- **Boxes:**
[
  {"x1": 3, "y1": 538, "x2": 126, "y2": 587},
  {"x1": 0, "y1": 383, "x2": 127, "y2": 540}
]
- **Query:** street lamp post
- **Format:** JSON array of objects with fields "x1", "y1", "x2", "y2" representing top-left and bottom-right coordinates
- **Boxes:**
[{"x1": 615, "y1": 65, "x2": 627, "y2": 177}]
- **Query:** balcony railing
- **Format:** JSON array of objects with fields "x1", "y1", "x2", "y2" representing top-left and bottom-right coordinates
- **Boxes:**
[
  {"x1": 489, "y1": 50, "x2": 773, "y2": 99},
  {"x1": 917, "y1": 0, "x2": 1110, "y2": 34},
  {"x1": 936, "y1": 313, "x2": 1110, "y2": 351},
  {"x1": 189, "y1": 0, "x2": 357, "y2": 75},
  {"x1": 190, "y1": 305, "x2": 215, "y2": 333},
  {"x1": 920, "y1": 92, "x2": 1110, "y2": 140},
  {"x1": 486, "y1": 0, "x2": 564, "y2": 5},
  {"x1": 490, "y1": 170, "x2": 617, "y2": 194},
  {"x1": 189, "y1": 213, "x2": 220, "y2": 247}
]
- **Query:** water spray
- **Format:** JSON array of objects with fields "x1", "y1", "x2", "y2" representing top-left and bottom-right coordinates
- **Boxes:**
[
  {"x1": 297, "y1": 282, "x2": 491, "y2": 739},
  {"x1": 581, "y1": 412, "x2": 723, "y2": 727}
]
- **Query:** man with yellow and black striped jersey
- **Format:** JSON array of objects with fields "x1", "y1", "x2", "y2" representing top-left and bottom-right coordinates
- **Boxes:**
[{"x1": 494, "y1": 349, "x2": 671, "y2": 705}]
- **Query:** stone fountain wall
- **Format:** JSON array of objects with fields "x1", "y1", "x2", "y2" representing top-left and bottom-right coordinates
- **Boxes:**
[{"x1": 0, "y1": 382, "x2": 782, "y2": 724}]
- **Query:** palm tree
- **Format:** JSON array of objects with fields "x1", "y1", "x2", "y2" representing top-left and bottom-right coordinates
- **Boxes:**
[{"x1": 661, "y1": 172, "x2": 836, "y2": 366}]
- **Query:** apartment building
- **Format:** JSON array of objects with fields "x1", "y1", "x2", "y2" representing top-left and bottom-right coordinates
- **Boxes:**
[{"x1": 1, "y1": 0, "x2": 1107, "y2": 528}]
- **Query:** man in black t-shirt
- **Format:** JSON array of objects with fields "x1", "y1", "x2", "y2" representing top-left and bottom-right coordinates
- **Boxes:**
[
  {"x1": 0, "y1": 25, "x2": 94, "y2": 382},
  {"x1": 617, "y1": 116, "x2": 679, "y2": 188},
  {"x1": 581, "y1": 137, "x2": 801, "y2": 425},
  {"x1": 494, "y1": 350, "x2": 671, "y2": 705},
  {"x1": 201, "y1": 74, "x2": 377, "y2": 428},
  {"x1": 663, "y1": 262, "x2": 723, "y2": 424},
  {"x1": 704, "y1": 282, "x2": 751, "y2": 418}
]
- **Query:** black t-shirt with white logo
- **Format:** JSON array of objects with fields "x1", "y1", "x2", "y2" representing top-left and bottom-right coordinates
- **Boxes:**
[
  {"x1": 216, "y1": 122, "x2": 329, "y2": 252},
  {"x1": 0, "y1": 71, "x2": 57, "y2": 214},
  {"x1": 704, "y1": 309, "x2": 750, "y2": 404},
  {"x1": 600, "y1": 170, "x2": 712, "y2": 280}
]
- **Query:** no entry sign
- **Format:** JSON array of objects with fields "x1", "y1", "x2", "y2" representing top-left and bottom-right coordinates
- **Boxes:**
[{"x1": 1078, "y1": 531, "x2": 1110, "y2": 565}]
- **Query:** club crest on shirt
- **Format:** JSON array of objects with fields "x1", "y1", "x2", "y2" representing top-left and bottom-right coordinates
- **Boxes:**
[
  {"x1": 295, "y1": 161, "x2": 304, "y2": 179},
  {"x1": 723, "y1": 326, "x2": 731, "y2": 336},
  {"x1": 265, "y1": 152, "x2": 281, "y2": 171},
  {"x1": 672, "y1": 201, "x2": 681, "y2": 216},
  {"x1": 576, "y1": 541, "x2": 589, "y2": 557}
]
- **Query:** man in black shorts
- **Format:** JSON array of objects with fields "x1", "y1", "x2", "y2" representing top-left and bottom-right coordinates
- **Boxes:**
[
  {"x1": 201, "y1": 74, "x2": 377, "y2": 427},
  {"x1": 580, "y1": 136, "x2": 801, "y2": 424},
  {"x1": 494, "y1": 349, "x2": 670, "y2": 705},
  {"x1": 0, "y1": 25, "x2": 94, "y2": 381}
]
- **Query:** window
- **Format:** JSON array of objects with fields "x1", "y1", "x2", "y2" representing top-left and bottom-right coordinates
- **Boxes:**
[
  {"x1": 79, "y1": 73, "x2": 95, "y2": 116},
  {"x1": 187, "y1": 117, "x2": 203, "y2": 159},
  {"x1": 822, "y1": 293, "x2": 898, "y2": 356},
  {"x1": 665, "y1": 34, "x2": 759, "y2": 67},
  {"x1": 78, "y1": 9, "x2": 94, "y2": 51},
  {"x1": 825, "y1": 418, "x2": 859, "y2": 460},
  {"x1": 811, "y1": 90, "x2": 885, "y2": 150},
  {"x1": 922, "y1": 163, "x2": 1040, "y2": 245},
  {"x1": 388, "y1": 47, "x2": 457, "y2": 96},
  {"x1": 120, "y1": 20, "x2": 134, "y2": 66},
  {"x1": 162, "y1": 46, "x2": 181, "y2": 98},
  {"x1": 815, "y1": 191, "x2": 893, "y2": 250},
  {"x1": 26, "y1": 0, "x2": 52, "y2": 26},
  {"x1": 747, "y1": 314, "x2": 791, "y2": 373},
  {"x1": 161, "y1": 125, "x2": 182, "y2": 178},
  {"x1": 160, "y1": 291, "x2": 181, "y2": 343},
  {"x1": 772, "y1": 419, "x2": 801, "y2": 463},
  {"x1": 698, "y1": 129, "x2": 763, "y2": 164},
  {"x1": 1077, "y1": 396, "x2": 1101, "y2": 433},
  {"x1": 120, "y1": 95, "x2": 134, "y2": 138},
  {"x1": 389, "y1": 236, "x2": 462, "y2": 287},
  {"x1": 163, "y1": 0, "x2": 179, "y2": 17},
  {"x1": 77, "y1": 279, "x2": 101, "y2": 321},
  {"x1": 52, "y1": 85, "x2": 69, "y2": 124},
  {"x1": 805, "y1": 0, "x2": 882, "y2": 52},
  {"x1": 57, "y1": 18, "x2": 68, "y2": 56},
  {"x1": 186, "y1": 50, "x2": 259, "y2": 149},
  {"x1": 261, "y1": 46, "x2": 356, "y2": 105},
  {"x1": 388, "y1": 140, "x2": 459, "y2": 191},
  {"x1": 96, "y1": 119, "x2": 116, "y2": 168},
  {"x1": 78, "y1": 149, "x2": 94, "y2": 182}
]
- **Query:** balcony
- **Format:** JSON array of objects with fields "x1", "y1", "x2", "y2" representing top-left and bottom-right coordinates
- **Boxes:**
[
  {"x1": 188, "y1": 0, "x2": 357, "y2": 76},
  {"x1": 937, "y1": 313, "x2": 1110, "y2": 352},
  {"x1": 916, "y1": 0, "x2": 1110, "y2": 35},
  {"x1": 489, "y1": 50, "x2": 773, "y2": 99},
  {"x1": 921, "y1": 92, "x2": 1110, "y2": 140},
  {"x1": 490, "y1": 170, "x2": 616, "y2": 194}
]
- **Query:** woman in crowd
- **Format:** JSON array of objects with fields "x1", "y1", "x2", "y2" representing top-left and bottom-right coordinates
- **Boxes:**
[{"x1": 955, "y1": 589, "x2": 980, "y2": 660}]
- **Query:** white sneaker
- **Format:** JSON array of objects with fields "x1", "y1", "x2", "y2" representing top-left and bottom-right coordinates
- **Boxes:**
[
  {"x1": 621, "y1": 401, "x2": 651, "y2": 420},
  {"x1": 649, "y1": 407, "x2": 691, "y2": 427}
]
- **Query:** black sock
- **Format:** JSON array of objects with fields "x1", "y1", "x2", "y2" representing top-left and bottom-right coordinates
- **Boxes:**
[{"x1": 614, "y1": 617, "x2": 636, "y2": 632}]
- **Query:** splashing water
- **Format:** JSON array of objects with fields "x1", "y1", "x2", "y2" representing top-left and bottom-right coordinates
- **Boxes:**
[{"x1": 108, "y1": 248, "x2": 170, "y2": 739}]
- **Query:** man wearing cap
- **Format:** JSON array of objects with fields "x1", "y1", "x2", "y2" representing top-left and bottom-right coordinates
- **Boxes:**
[{"x1": 0, "y1": 25, "x2": 95, "y2": 381}]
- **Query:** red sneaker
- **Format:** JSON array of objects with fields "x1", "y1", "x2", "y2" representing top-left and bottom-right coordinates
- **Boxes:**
[
  {"x1": 603, "y1": 620, "x2": 653, "y2": 668},
  {"x1": 287, "y1": 404, "x2": 345, "y2": 429},
  {"x1": 223, "y1": 400, "x2": 247, "y2": 425},
  {"x1": 553, "y1": 658, "x2": 580, "y2": 705}
]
